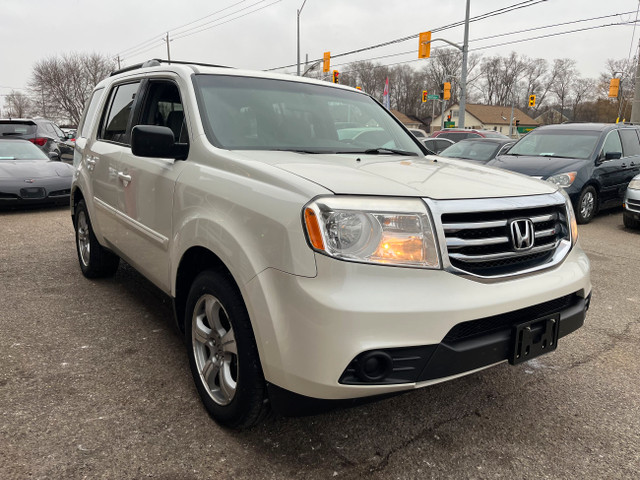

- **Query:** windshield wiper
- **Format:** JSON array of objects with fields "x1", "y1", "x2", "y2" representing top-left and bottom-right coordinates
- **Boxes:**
[
  {"x1": 269, "y1": 148, "x2": 325, "y2": 154},
  {"x1": 340, "y1": 147, "x2": 418, "y2": 156},
  {"x1": 539, "y1": 154, "x2": 575, "y2": 159}
]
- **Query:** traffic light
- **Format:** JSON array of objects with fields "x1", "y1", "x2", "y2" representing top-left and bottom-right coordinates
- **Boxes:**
[
  {"x1": 443, "y1": 82, "x2": 451, "y2": 100},
  {"x1": 528, "y1": 94, "x2": 536, "y2": 107},
  {"x1": 332, "y1": 70, "x2": 339, "y2": 84},
  {"x1": 609, "y1": 78, "x2": 620, "y2": 98},
  {"x1": 422, "y1": 90, "x2": 428, "y2": 103},
  {"x1": 418, "y1": 31, "x2": 432, "y2": 59},
  {"x1": 323, "y1": 52, "x2": 331, "y2": 73},
  {"x1": 447, "y1": 111, "x2": 452, "y2": 122}
]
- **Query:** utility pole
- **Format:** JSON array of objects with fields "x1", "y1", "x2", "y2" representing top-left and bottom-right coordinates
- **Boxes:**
[
  {"x1": 296, "y1": 0, "x2": 309, "y2": 76},
  {"x1": 458, "y1": 0, "x2": 470, "y2": 129},
  {"x1": 631, "y1": 44, "x2": 640, "y2": 122},
  {"x1": 165, "y1": 32, "x2": 171, "y2": 64}
]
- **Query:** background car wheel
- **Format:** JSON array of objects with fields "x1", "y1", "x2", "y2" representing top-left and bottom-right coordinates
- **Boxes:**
[
  {"x1": 185, "y1": 270, "x2": 268, "y2": 429},
  {"x1": 623, "y1": 212, "x2": 640, "y2": 229},
  {"x1": 576, "y1": 186, "x2": 597, "y2": 224},
  {"x1": 74, "y1": 200, "x2": 120, "y2": 278}
]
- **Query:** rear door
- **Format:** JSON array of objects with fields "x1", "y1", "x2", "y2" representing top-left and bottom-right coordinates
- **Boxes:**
[
  {"x1": 85, "y1": 81, "x2": 141, "y2": 247},
  {"x1": 111, "y1": 76, "x2": 189, "y2": 292},
  {"x1": 619, "y1": 128, "x2": 640, "y2": 190},
  {"x1": 595, "y1": 129, "x2": 626, "y2": 205}
]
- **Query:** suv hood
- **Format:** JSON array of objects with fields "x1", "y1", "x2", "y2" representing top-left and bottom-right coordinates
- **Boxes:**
[
  {"x1": 233, "y1": 151, "x2": 557, "y2": 199},
  {"x1": 488, "y1": 155, "x2": 588, "y2": 178}
]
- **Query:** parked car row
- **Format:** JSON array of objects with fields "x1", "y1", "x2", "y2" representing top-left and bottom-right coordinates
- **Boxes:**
[{"x1": 0, "y1": 117, "x2": 74, "y2": 163}]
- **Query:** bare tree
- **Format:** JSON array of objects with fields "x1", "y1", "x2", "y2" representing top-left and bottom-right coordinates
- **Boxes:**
[
  {"x1": 549, "y1": 58, "x2": 577, "y2": 123},
  {"x1": 29, "y1": 52, "x2": 115, "y2": 125},
  {"x1": 478, "y1": 52, "x2": 527, "y2": 106},
  {"x1": 4, "y1": 90, "x2": 33, "y2": 118},
  {"x1": 571, "y1": 78, "x2": 597, "y2": 121},
  {"x1": 521, "y1": 57, "x2": 551, "y2": 113}
]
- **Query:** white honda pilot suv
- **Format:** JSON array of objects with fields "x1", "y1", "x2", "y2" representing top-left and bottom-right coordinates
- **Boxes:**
[{"x1": 71, "y1": 60, "x2": 591, "y2": 428}]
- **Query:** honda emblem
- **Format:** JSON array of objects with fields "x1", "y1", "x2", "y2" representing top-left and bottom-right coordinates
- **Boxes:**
[{"x1": 510, "y1": 219, "x2": 534, "y2": 251}]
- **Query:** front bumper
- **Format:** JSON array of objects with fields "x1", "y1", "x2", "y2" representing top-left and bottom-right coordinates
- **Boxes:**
[{"x1": 244, "y1": 243, "x2": 591, "y2": 401}]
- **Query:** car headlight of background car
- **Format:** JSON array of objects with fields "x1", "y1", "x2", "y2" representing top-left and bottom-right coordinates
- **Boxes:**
[
  {"x1": 303, "y1": 196, "x2": 440, "y2": 268},
  {"x1": 547, "y1": 172, "x2": 577, "y2": 188}
]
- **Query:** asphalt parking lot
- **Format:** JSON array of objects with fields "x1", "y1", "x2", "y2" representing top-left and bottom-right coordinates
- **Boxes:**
[{"x1": 1, "y1": 205, "x2": 639, "y2": 479}]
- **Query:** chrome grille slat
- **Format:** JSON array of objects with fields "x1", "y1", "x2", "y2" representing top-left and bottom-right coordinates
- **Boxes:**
[
  {"x1": 429, "y1": 193, "x2": 572, "y2": 278},
  {"x1": 446, "y1": 236, "x2": 509, "y2": 248},
  {"x1": 449, "y1": 241, "x2": 559, "y2": 263}
]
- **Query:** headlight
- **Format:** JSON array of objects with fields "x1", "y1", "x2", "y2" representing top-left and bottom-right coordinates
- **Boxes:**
[
  {"x1": 547, "y1": 172, "x2": 577, "y2": 188},
  {"x1": 629, "y1": 178, "x2": 640, "y2": 190},
  {"x1": 303, "y1": 196, "x2": 440, "y2": 268},
  {"x1": 558, "y1": 189, "x2": 578, "y2": 246}
]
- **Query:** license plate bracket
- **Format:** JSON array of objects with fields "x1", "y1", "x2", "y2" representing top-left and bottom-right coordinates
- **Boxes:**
[{"x1": 509, "y1": 314, "x2": 560, "y2": 365}]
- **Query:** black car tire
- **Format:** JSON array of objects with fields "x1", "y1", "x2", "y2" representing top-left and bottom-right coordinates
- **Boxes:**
[
  {"x1": 185, "y1": 270, "x2": 268, "y2": 429},
  {"x1": 576, "y1": 186, "x2": 598, "y2": 224},
  {"x1": 74, "y1": 200, "x2": 120, "y2": 278},
  {"x1": 623, "y1": 211, "x2": 640, "y2": 229}
]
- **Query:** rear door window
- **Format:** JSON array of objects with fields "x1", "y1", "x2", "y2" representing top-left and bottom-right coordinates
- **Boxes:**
[
  {"x1": 619, "y1": 129, "x2": 640, "y2": 157},
  {"x1": 100, "y1": 82, "x2": 141, "y2": 144}
]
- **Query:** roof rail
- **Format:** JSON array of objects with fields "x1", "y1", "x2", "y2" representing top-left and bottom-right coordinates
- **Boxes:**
[{"x1": 110, "y1": 59, "x2": 232, "y2": 76}]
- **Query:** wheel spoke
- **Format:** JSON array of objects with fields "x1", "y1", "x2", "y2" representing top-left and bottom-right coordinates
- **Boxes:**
[
  {"x1": 205, "y1": 297, "x2": 225, "y2": 335},
  {"x1": 193, "y1": 314, "x2": 212, "y2": 345},
  {"x1": 201, "y1": 358, "x2": 220, "y2": 389},
  {"x1": 219, "y1": 363, "x2": 237, "y2": 402},
  {"x1": 220, "y1": 329, "x2": 237, "y2": 355}
]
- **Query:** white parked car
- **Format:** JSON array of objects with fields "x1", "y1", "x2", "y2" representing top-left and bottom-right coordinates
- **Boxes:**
[
  {"x1": 623, "y1": 174, "x2": 640, "y2": 229},
  {"x1": 71, "y1": 60, "x2": 591, "y2": 428}
]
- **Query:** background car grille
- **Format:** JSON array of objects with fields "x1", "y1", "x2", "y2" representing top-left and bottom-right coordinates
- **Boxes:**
[{"x1": 441, "y1": 204, "x2": 569, "y2": 277}]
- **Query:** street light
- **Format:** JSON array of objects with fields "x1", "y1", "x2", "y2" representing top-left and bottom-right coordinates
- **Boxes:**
[{"x1": 296, "y1": 0, "x2": 309, "y2": 76}]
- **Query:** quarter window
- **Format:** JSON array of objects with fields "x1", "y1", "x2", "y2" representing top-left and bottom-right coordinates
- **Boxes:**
[
  {"x1": 100, "y1": 82, "x2": 140, "y2": 144},
  {"x1": 78, "y1": 88, "x2": 104, "y2": 139}
]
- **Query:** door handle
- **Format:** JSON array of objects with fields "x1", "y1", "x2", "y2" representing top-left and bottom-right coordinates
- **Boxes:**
[
  {"x1": 118, "y1": 172, "x2": 132, "y2": 186},
  {"x1": 622, "y1": 163, "x2": 627, "y2": 168}
]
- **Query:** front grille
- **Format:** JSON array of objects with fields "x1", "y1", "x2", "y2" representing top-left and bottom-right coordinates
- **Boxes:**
[
  {"x1": 441, "y1": 204, "x2": 569, "y2": 277},
  {"x1": 49, "y1": 188, "x2": 71, "y2": 197},
  {"x1": 20, "y1": 187, "x2": 46, "y2": 199},
  {"x1": 443, "y1": 293, "x2": 577, "y2": 343}
]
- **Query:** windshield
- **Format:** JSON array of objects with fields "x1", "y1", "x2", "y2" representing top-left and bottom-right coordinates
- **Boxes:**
[
  {"x1": 193, "y1": 74, "x2": 423, "y2": 155},
  {"x1": 439, "y1": 141, "x2": 503, "y2": 163},
  {"x1": 506, "y1": 130, "x2": 600, "y2": 160},
  {"x1": 0, "y1": 140, "x2": 48, "y2": 160}
]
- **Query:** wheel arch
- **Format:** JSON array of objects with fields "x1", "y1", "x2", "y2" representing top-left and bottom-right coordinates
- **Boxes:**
[{"x1": 174, "y1": 246, "x2": 239, "y2": 335}]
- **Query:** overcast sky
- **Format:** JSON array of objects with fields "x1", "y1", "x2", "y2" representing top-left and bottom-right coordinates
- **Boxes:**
[{"x1": 1, "y1": 0, "x2": 639, "y2": 109}]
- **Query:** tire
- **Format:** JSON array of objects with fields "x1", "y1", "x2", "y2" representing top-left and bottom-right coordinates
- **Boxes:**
[
  {"x1": 74, "y1": 200, "x2": 120, "y2": 278},
  {"x1": 576, "y1": 186, "x2": 598, "y2": 224},
  {"x1": 185, "y1": 270, "x2": 267, "y2": 429},
  {"x1": 623, "y1": 211, "x2": 640, "y2": 229}
]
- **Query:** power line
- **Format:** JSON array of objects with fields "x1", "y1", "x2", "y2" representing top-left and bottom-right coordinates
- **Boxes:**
[{"x1": 265, "y1": 0, "x2": 548, "y2": 72}]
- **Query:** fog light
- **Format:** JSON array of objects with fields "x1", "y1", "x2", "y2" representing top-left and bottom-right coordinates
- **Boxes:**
[{"x1": 356, "y1": 351, "x2": 393, "y2": 382}]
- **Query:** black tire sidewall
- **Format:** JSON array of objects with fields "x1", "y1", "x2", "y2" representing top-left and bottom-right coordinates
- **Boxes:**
[{"x1": 185, "y1": 270, "x2": 266, "y2": 429}]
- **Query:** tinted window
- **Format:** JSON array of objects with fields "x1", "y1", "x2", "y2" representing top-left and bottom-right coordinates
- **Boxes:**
[
  {"x1": 0, "y1": 122, "x2": 37, "y2": 136},
  {"x1": 619, "y1": 129, "x2": 640, "y2": 157},
  {"x1": 101, "y1": 82, "x2": 140, "y2": 144},
  {"x1": 78, "y1": 88, "x2": 104, "y2": 139},
  {"x1": 439, "y1": 132, "x2": 480, "y2": 142},
  {"x1": 601, "y1": 130, "x2": 622, "y2": 157},
  {"x1": 137, "y1": 81, "x2": 187, "y2": 143},
  {"x1": 439, "y1": 140, "x2": 502, "y2": 162}
]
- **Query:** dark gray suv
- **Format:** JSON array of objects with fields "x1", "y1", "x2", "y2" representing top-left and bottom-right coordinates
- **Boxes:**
[{"x1": 0, "y1": 118, "x2": 73, "y2": 162}]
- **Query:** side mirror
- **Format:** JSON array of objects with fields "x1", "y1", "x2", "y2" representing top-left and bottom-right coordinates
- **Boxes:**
[
  {"x1": 48, "y1": 151, "x2": 60, "y2": 161},
  {"x1": 131, "y1": 125, "x2": 188, "y2": 160},
  {"x1": 605, "y1": 151, "x2": 622, "y2": 161}
]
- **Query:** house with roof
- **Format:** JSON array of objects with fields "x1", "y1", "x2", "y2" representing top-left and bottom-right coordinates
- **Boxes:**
[{"x1": 430, "y1": 103, "x2": 539, "y2": 135}]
